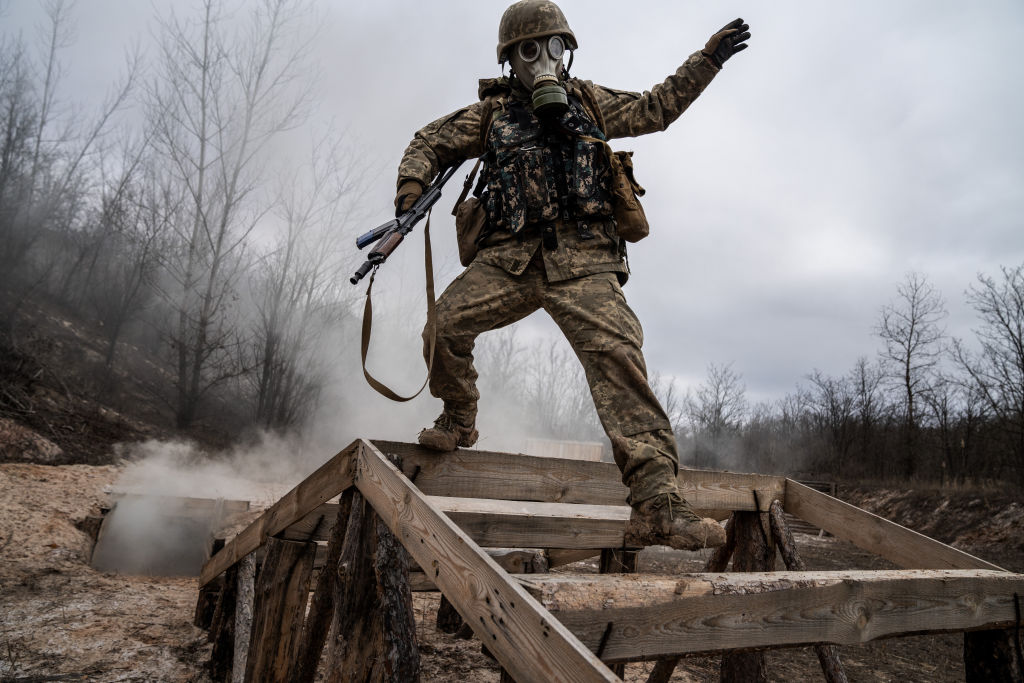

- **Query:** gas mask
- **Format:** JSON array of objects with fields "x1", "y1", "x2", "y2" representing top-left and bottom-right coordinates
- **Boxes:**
[{"x1": 509, "y1": 35, "x2": 568, "y2": 115}]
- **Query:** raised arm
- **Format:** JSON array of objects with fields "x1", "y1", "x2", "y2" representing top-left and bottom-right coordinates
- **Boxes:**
[{"x1": 586, "y1": 18, "x2": 750, "y2": 139}]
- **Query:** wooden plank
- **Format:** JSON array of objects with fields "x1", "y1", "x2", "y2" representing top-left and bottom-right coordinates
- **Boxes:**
[
  {"x1": 110, "y1": 493, "x2": 250, "y2": 516},
  {"x1": 244, "y1": 538, "x2": 317, "y2": 683},
  {"x1": 199, "y1": 442, "x2": 357, "y2": 587},
  {"x1": 373, "y1": 439, "x2": 784, "y2": 511},
  {"x1": 282, "y1": 497, "x2": 631, "y2": 549},
  {"x1": 783, "y1": 480, "x2": 1004, "y2": 571},
  {"x1": 517, "y1": 569, "x2": 1024, "y2": 661},
  {"x1": 354, "y1": 440, "x2": 619, "y2": 683}
]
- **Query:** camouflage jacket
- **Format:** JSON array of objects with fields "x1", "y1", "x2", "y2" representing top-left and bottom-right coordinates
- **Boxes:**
[{"x1": 397, "y1": 50, "x2": 719, "y2": 282}]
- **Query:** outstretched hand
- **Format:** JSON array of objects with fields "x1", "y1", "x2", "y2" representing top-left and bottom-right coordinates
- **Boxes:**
[{"x1": 703, "y1": 18, "x2": 750, "y2": 68}]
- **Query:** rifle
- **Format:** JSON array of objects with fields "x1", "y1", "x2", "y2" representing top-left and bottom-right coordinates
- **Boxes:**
[{"x1": 350, "y1": 162, "x2": 464, "y2": 285}]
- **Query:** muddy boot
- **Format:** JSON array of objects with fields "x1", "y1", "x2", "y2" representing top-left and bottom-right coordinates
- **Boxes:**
[
  {"x1": 417, "y1": 413, "x2": 479, "y2": 452},
  {"x1": 623, "y1": 492, "x2": 726, "y2": 550}
]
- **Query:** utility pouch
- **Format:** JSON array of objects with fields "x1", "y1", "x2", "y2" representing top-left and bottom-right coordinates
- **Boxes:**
[
  {"x1": 608, "y1": 149, "x2": 649, "y2": 243},
  {"x1": 452, "y1": 157, "x2": 486, "y2": 267}
]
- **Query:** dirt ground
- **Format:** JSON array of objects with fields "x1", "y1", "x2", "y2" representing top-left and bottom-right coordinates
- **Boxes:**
[{"x1": 2, "y1": 462, "x2": 1022, "y2": 682}]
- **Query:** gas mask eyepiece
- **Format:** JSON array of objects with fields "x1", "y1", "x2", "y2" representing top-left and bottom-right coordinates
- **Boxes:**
[{"x1": 512, "y1": 35, "x2": 569, "y2": 115}]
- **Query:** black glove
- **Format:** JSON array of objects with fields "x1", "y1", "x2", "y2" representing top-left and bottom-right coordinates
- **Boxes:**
[{"x1": 702, "y1": 18, "x2": 750, "y2": 68}]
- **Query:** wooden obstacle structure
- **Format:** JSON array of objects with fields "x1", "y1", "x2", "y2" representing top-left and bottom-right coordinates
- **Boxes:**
[{"x1": 194, "y1": 439, "x2": 1024, "y2": 682}]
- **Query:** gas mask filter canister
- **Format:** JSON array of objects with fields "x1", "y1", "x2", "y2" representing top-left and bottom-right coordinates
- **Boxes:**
[{"x1": 511, "y1": 35, "x2": 568, "y2": 115}]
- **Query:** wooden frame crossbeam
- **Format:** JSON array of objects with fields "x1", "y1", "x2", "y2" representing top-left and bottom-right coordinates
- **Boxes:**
[
  {"x1": 374, "y1": 440, "x2": 785, "y2": 511},
  {"x1": 519, "y1": 569, "x2": 1024, "y2": 661},
  {"x1": 199, "y1": 443, "x2": 357, "y2": 586},
  {"x1": 198, "y1": 438, "x2": 1020, "y2": 682},
  {"x1": 783, "y1": 480, "x2": 1004, "y2": 571},
  {"x1": 354, "y1": 440, "x2": 619, "y2": 682}
]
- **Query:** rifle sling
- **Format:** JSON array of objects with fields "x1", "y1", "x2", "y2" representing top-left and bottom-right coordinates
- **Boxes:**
[{"x1": 360, "y1": 210, "x2": 437, "y2": 402}]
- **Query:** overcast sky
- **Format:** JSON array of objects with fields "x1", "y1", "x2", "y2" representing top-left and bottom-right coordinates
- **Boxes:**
[{"x1": 5, "y1": 0, "x2": 1024, "y2": 408}]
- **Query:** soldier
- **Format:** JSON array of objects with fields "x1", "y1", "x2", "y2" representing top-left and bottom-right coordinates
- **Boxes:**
[{"x1": 394, "y1": 0, "x2": 749, "y2": 550}]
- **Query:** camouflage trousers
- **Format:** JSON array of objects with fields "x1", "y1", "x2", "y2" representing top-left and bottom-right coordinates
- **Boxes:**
[{"x1": 422, "y1": 255, "x2": 679, "y2": 504}]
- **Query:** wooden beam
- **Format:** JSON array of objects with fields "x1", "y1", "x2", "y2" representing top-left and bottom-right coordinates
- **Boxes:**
[
  {"x1": 199, "y1": 442, "x2": 357, "y2": 587},
  {"x1": 783, "y1": 480, "x2": 1004, "y2": 571},
  {"x1": 282, "y1": 496, "x2": 631, "y2": 549},
  {"x1": 373, "y1": 439, "x2": 784, "y2": 511},
  {"x1": 518, "y1": 569, "x2": 1024, "y2": 661},
  {"x1": 354, "y1": 440, "x2": 619, "y2": 683}
]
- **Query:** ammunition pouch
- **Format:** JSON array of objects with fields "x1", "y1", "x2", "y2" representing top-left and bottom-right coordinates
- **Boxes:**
[
  {"x1": 608, "y1": 149, "x2": 648, "y2": 243},
  {"x1": 452, "y1": 157, "x2": 487, "y2": 267}
]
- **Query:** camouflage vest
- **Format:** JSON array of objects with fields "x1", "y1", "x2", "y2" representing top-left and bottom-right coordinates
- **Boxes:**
[{"x1": 482, "y1": 94, "x2": 614, "y2": 237}]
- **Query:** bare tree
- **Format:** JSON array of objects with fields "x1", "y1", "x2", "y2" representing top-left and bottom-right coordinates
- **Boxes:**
[
  {"x1": 87, "y1": 143, "x2": 174, "y2": 371},
  {"x1": 876, "y1": 271, "x2": 947, "y2": 477},
  {"x1": 684, "y1": 362, "x2": 747, "y2": 468},
  {"x1": 806, "y1": 369, "x2": 856, "y2": 479},
  {"x1": 247, "y1": 134, "x2": 358, "y2": 430},
  {"x1": 147, "y1": 0, "x2": 313, "y2": 428},
  {"x1": 955, "y1": 265, "x2": 1024, "y2": 483}
]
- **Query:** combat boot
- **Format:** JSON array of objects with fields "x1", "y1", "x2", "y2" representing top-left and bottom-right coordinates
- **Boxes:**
[
  {"x1": 417, "y1": 413, "x2": 479, "y2": 452},
  {"x1": 623, "y1": 492, "x2": 726, "y2": 550}
]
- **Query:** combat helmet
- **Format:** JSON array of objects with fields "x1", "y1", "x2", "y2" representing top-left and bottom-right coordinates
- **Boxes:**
[{"x1": 497, "y1": 0, "x2": 578, "y2": 64}]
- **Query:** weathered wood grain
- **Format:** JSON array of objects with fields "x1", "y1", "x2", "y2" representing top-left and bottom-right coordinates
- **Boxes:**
[
  {"x1": 355, "y1": 440, "x2": 619, "y2": 682},
  {"x1": 199, "y1": 442, "x2": 357, "y2": 586},
  {"x1": 230, "y1": 554, "x2": 255, "y2": 683},
  {"x1": 294, "y1": 489, "x2": 353, "y2": 683},
  {"x1": 373, "y1": 439, "x2": 784, "y2": 511},
  {"x1": 721, "y1": 512, "x2": 773, "y2": 682},
  {"x1": 243, "y1": 537, "x2": 316, "y2": 683},
  {"x1": 768, "y1": 500, "x2": 849, "y2": 683},
  {"x1": 783, "y1": 480, "x2": 1004, "y2": 571},
  {"x1": 518, "y1": 569, "x2": 1024, "y2": 661}
]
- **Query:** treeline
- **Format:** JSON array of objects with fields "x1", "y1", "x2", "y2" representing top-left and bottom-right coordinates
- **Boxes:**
[
  {"x1": 1, "y1": 0, "x2": 362, "y2": 432},
  {"x1": 472, "y1": 270, "x2": 1024, "y2": 486}
]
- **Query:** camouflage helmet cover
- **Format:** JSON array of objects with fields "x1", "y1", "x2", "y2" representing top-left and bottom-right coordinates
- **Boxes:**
[{"x1": 497, "y1": 0, "x2": 578, "y2": 63}]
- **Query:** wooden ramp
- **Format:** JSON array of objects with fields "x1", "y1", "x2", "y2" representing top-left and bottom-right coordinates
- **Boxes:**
[{"x1": 194, "y1": 439, "x2": 1024, "y2": 682}]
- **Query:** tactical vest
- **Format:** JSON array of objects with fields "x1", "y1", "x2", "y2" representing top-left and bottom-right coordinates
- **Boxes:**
[{"x1": 482, "y1": 95, "x2": 614, "y2": 237}]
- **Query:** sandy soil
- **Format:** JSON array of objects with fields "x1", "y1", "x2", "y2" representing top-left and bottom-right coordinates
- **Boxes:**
[{"x1": 2, "y1": 462, "x2": 1021, "y2": 682}]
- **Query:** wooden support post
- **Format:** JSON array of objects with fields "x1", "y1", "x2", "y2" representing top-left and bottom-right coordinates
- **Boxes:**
[
  {"x1": 964, "y1": 627, "x2": 1023, "y2": 682},
  {"x1": 646, "y1": 517, "x2": 735, "y2": 683},
  {"x1": 231, "y1": 554, "x2": 255, "y2": 683},
  {"x1": 244, "y1": 537, "x2": 317, "y2": 683},
  {"x1": 599, "y1": 548, "x2": 638, "y2": 678},
  {"x1": 373, "y1": 497, "x2": 420, "y2": 680},
  {"x1": 209, "y1": 565, "x2": 238, "y2": 682},
  {"x1": 720, "y1": 511, "x2": 773, "y2": 683},
  {"x1": 294, "y1": 489, "x2": 353, "y2": 683},
  {"x1": 600, "y1": 548, "x2": 638, "y2": 574},
  {"x1": 437, "y1": 595, "x2": 464, "y2": 634},
  {"x1": 768, "y1": 500, "x2": 849, "y2": 683},
  {"x1": 195, "y1": 576, "x2": 222, "y2": 630},
  {"x1": 324, "y1": 480, "x2": 421, "y2": 682}
]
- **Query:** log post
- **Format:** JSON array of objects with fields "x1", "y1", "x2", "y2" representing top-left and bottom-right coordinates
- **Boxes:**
[
  {"x1": 209, "y1": 565, "x2": 238, "y2": 682},
  {"x1": 324, "y1": 458, "x2": 420, "y2": 682},
  {"x1": 964, "y1": 628, "x2": 1023, "y2": 683},
  {"x1": 294, "y1": 488, "x2": 354, "y2": 683},
  {"x1": 194, "y1": 575, "x2": 221, "y2": 630},
  {"x1": 720, "y1": 512, "x2": 773, "y2": 683},
  {"x1": 437, "y1": 595, "x2": 464, "y2": 634},
  {"x1": 373, "y1": 500, "x2": 420, "y2": 680},
  {"x1": 646, "y1": 517, "x2": 735, "y2": 683},
  {"x1": 243, "y1": 537, "x2": 317, "y2": 683},
  {"x1": 599, "y1": 548, "x2": 638, "y2": 678},
  {"x1": 231, "y1": 553, "x2": 255, "y2": 683},
  {"x1": 768, "y1": 500, "x2": 849, "y2": 683}
]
